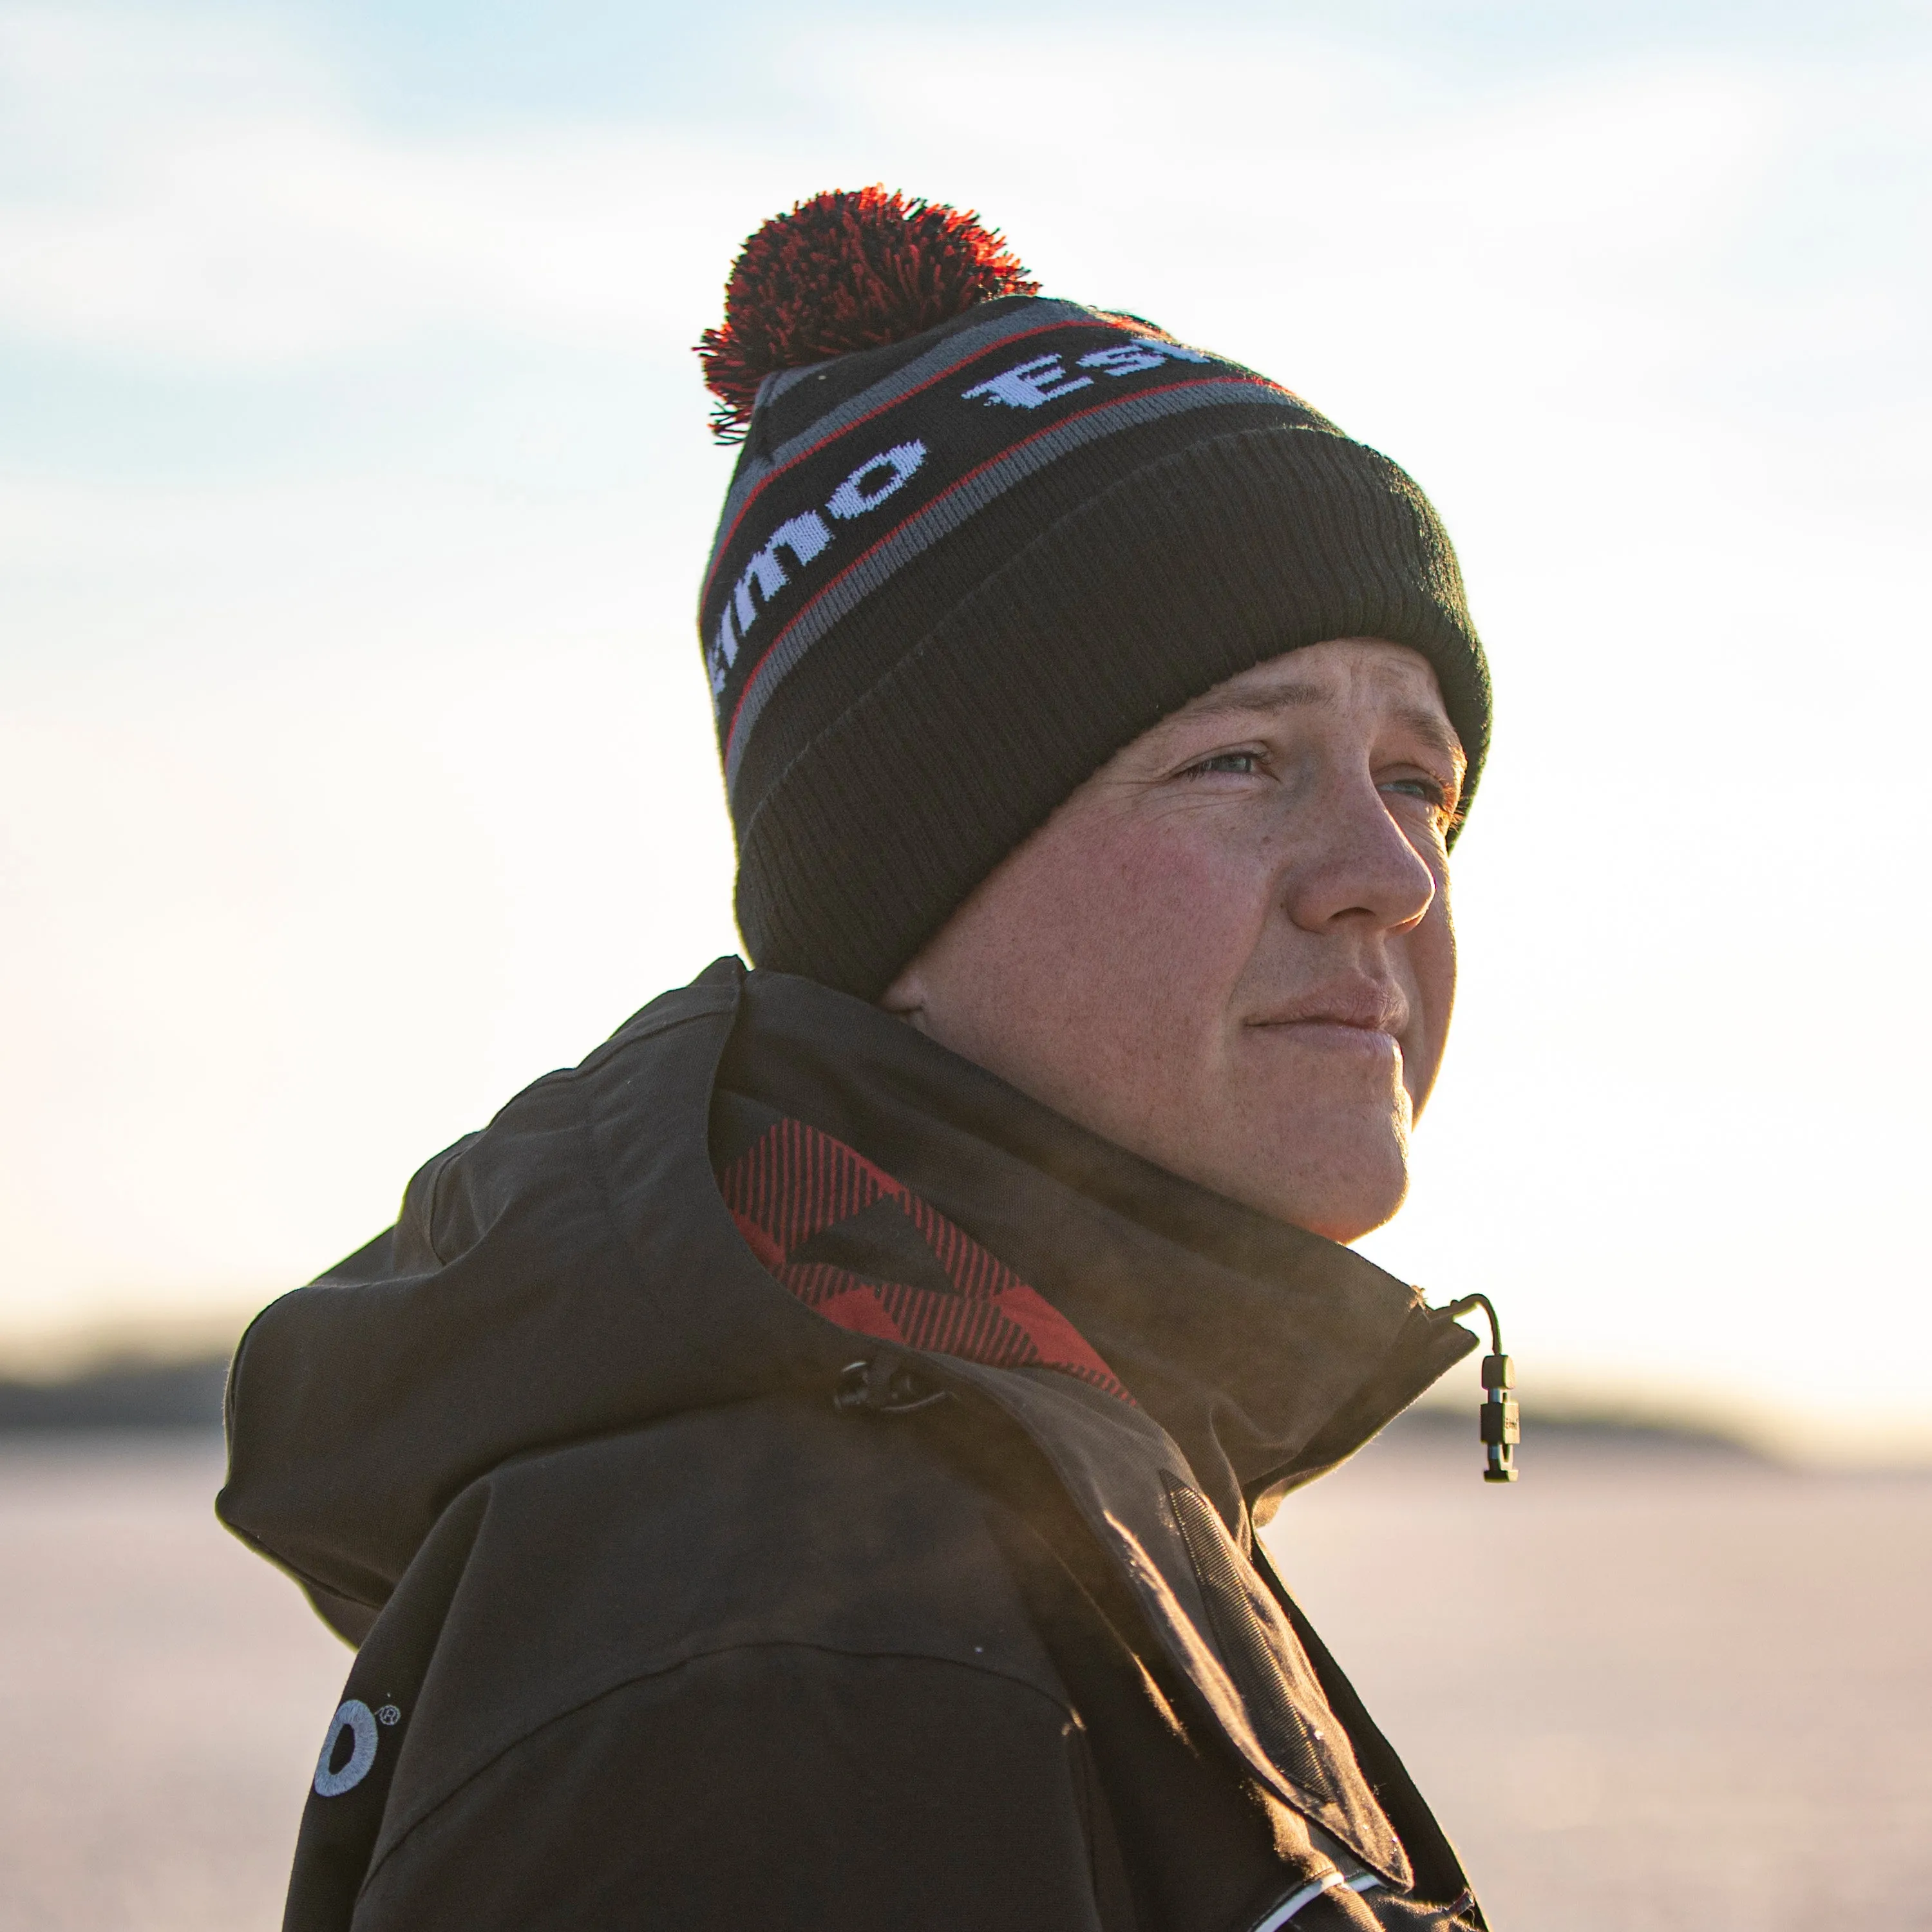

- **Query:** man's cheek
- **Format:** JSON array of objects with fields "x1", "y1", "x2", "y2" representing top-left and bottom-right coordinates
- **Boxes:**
[{"x1": 1125, "y1": 828, "x2": 1255, "y2": 924}]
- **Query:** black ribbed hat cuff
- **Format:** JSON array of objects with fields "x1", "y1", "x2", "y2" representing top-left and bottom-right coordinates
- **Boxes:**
[{"x1": 736, "y1": 425, "x2": 1487, "y2": 999}]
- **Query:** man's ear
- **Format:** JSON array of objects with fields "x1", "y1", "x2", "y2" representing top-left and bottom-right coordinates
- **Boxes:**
[{"x1": 878, "y1": 957, "x2": 929, "y2": 1028}]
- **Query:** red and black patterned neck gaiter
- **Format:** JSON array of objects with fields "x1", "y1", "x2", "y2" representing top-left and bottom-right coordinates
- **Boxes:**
[{"x1": 719, "y1": 1111, "x2": 1133, "y2": 1406}]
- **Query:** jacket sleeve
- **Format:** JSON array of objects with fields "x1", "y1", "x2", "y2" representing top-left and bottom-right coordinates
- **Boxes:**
[{"x1": 345, "y1": 1643, "x2": 1122, "y2": 1932}]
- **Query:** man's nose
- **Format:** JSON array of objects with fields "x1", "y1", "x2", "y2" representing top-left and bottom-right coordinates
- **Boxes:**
[{"x1": 1278, "y1": 773, "x2": 1439, "y2": 934}]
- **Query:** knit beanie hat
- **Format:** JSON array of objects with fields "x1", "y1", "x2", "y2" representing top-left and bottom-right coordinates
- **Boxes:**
[{"x1": 696, "y1": 189, "x2": 1490, "y2": 1000}]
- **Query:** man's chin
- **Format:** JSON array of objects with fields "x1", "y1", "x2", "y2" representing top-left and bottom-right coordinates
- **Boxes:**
[
  {"x1": 1285, "y1": 1184, "x2": 1408, "y2": 1245},
  {"x1": 1206, "y1": 1114, "x2": 1412, "y2": 1244}
]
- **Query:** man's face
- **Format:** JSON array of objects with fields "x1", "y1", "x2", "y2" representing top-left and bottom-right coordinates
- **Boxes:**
[{"x1": 880, "y1": 638, "x2": 1464, "y2": 1243}]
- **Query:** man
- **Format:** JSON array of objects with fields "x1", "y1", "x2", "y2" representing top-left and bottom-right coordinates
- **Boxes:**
[{"x1": 221, "y1": 188, "x2": 1497, "y2": 1931}]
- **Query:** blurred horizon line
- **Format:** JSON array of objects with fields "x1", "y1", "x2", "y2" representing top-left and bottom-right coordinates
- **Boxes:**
[{"x1": 3, "y1": 1301, "x2": 1926, "y2": 1470}]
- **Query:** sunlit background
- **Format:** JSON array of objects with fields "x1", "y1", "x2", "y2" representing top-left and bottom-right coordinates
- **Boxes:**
[{"x1": 3, "y1": 0, "x2": 1928, "y2": 1458}]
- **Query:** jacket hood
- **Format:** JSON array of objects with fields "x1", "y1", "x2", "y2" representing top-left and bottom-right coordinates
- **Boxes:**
[{"x1": 219, "y1": 959, "x2": 1472, "y2": 1630}]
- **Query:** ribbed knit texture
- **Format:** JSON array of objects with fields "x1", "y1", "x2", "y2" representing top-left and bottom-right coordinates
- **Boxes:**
[{"x1": 698, "y1": 296, "x2": 1488, "y2": 998}]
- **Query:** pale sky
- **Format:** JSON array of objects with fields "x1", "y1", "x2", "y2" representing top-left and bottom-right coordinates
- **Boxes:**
[{"x1": 2, "y1": 0, "x2": 1928, "y2": 1457}]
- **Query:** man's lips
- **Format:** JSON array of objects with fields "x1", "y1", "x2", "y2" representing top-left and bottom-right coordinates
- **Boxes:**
[{"x1": 1246, "y1": 985, "x2": 1410, "y2": 1036}]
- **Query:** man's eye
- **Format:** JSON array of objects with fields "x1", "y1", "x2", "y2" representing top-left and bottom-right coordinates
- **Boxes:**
[
  {"x1": 1382, "y1": 776, "x2": 1455, "y2": 817},
  {"x1": 1184, "y1": 752, "x2": 1262, "y2": 777}
]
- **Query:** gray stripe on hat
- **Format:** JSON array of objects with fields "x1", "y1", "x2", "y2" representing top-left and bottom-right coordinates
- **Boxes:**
[
  {"x1": 723, "y1": 375, "x2": 1311, "y2": 791},
  {"x1": 704, "y1": 299, "x2": 1105, "y2": 583}
]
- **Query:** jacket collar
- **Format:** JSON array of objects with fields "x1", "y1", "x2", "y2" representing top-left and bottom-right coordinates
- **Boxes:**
[{"x1": 714, "y1": 964, "x2": 1475, "y2": 1529}]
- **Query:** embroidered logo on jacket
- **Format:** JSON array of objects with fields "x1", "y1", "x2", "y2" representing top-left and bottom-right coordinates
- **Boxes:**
[
  {"x1": 311, "y1": 1696, "x2": 401, "y2": 1797},
  {"x1": 720, "y1": 1117, "x2": 1133, "y2": 1404}
]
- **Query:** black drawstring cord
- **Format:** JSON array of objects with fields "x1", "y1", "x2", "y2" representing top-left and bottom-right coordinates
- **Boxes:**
[{"x1": 1446, "y1": 1294, "x2": 1519, "y2": 1483}]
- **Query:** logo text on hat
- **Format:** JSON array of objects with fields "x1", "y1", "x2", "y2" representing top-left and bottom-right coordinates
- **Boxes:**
[
  {"x1": 709, "y1": 439, "x2": 928, "y2": 697},
  {"x1": 962, "y1": 337, "x2": 1211, "y2": 410}
]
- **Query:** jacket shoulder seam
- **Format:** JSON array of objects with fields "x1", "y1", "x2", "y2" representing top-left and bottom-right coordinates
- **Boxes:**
[{"x1": 362, "y1": 1638, "x2": 1079, "y2": 1893}]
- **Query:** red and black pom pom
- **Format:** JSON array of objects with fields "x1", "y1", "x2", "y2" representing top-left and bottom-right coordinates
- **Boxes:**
[{"x1": 697, "y1": 187, "x2": 1039, "y2": 442}]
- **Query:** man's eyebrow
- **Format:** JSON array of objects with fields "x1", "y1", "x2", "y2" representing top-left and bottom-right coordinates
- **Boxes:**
[
  {"x1": 1172, "y1": 680, "x2": 1466, "y2": 771},
  {"x1": 1390, "y1": 705, "x2": 1468, "y2": 774}
]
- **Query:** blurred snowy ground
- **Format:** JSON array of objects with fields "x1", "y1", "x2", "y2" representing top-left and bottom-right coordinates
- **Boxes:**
[
  {"x1": 2, "y1": 1427, "x2": 1927, "y2": 1931},
  {"x1": 1267, "y1": 1426, "x2": 1932, "y2": 1928}
]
